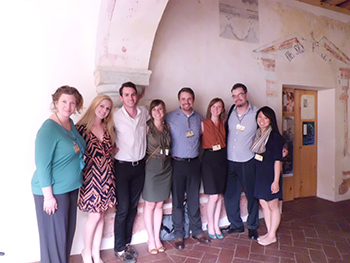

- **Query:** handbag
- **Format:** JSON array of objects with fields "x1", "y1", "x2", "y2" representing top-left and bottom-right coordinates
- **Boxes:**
[{"x1": 160, "y1": 200, "x2": 190, "y2": 241}]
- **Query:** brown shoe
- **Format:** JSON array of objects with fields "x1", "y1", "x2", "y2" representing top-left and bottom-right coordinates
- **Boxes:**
[
  {"x1": 174, "y1": 238, "x2": 185, "y2": 250},
  {"x1": 192, "y1": 233, "x2": 211, "y2": 244}
]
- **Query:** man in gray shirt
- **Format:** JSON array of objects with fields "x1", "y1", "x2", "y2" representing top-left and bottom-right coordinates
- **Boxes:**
[{"x1": 222, "y1": 83, "x2": 259, "y2": 240}]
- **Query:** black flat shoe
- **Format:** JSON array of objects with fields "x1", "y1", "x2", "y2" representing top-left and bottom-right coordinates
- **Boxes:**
[
  {"x1": 221, "y1": 225, "x2": 244, "y2": 234},
  {"x1": 192, "y1": 233, "x2": 211, "y2": 244},
  {"x1": 174, "y1": 238, "x2": 185, "y2": 250},
  {"x1": 248, "y1": 229, "x2": 259, "y2": 240}
]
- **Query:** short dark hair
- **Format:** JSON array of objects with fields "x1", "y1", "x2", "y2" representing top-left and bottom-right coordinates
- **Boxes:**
[
  {"x1": 178, "y1": 87, "x2": 195, "y2": 100},
  {"x1": 119, "y1": 81, "x2": 137, "y2": 96},
  {"x1": 256, "y1": 106, "x2": 280, "y2": 134},
  {"x1": 231, "y1": 83, "x2": 248, "y2": 93}
]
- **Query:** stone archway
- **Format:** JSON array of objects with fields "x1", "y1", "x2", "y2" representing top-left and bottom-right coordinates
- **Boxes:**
[{"x1": 93, "y1": 0, "x2": 169, "y2": 106}]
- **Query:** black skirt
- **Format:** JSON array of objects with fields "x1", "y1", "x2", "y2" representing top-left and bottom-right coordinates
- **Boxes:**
[{"x1": 201, "y1": 148, "x2": 227, "y2": 194}]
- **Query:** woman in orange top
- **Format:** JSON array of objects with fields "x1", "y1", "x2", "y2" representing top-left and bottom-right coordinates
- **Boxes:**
[{"x1": 201, "y1": 98, "x2": 227, "y2": 239}]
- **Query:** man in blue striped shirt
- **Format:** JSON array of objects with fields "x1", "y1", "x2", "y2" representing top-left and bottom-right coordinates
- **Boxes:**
[{"x1": 166, "y1": 87, "x2": 210, "y2": 250}]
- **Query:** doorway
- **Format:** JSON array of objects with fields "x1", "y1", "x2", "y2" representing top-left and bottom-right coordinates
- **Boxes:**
[{"x1": 282, "y1": 88, "x2": 318, "y2": 201}]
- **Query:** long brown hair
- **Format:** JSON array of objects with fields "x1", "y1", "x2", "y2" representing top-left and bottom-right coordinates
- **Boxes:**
[
  {"x1": 206, "y1": 98, "x2": 225, "y2": 120},
  {"x1": 77, "y1": 94, "x2": 116, "y2": 144},
  {"x1": 149, "y1": 99, "x2": 166, "y2": 121}
]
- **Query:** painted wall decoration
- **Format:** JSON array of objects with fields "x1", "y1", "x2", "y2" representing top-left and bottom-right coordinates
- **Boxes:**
[
  {"x1": 339, "y1": 171, "x2": 350, "y2": 195},
  {"x1": 219, "y1": 0, "x2": 259, "y2": 43},
  {"x1": 253, "y1": 33, "x2": 350, "y2": 156}
]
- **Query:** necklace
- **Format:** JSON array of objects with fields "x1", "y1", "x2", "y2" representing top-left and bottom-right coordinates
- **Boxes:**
[{"x1": 55, "y1": 113, "x2": 80, "y2": 154}]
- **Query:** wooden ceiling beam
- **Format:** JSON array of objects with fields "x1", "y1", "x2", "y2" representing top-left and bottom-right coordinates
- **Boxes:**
[
  {"x1": 296, "y1": 0, "x2": 350, "y2": 15},
  {"x1": 338, "y1": 1, "x2": 350, "y2": 8},
  {"x1": 323, "y1": 0, "x2": 348, "y2": 6}
]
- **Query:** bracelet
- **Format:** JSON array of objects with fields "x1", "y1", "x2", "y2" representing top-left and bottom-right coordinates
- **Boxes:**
[{"x1": 44, "y1": 196, "x2": 54, "y2": 201}]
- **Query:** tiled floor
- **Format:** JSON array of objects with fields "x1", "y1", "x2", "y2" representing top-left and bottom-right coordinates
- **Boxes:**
[{"x1": 45, "y1": 197, "x2": 350, "y2": 263}]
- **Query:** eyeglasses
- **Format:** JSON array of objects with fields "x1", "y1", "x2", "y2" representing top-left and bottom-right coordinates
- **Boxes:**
[{"x1": 232, "y1": 92, "x2": 246, "y2": 99}]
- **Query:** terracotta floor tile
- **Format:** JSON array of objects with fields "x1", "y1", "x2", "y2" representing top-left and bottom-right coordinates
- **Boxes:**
[
  {"x1": 322, "y1": 244, "x2": 342, "y2": 259},
  {"x1": 28, "y1": 197, "x2": 350, "y2": 263},
  {"x1": 249, "y1": 253, "x2": 280, "y2": 262},
  {"x1": 309, "y1": 249, "x2": 328, "y2": 263}
]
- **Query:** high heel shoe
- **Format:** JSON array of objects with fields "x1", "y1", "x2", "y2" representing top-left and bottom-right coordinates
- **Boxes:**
[
  {"x1": 215, "y1": 233, "x2": 224, "y2": 239},
  {"x1": 208, "y1": 233, "x2": 217, "y2": 239},
  {"x1": 206, "y1": 224, "x2": 216, "y2": 239}
]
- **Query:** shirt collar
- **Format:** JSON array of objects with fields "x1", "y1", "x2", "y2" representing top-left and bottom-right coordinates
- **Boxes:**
[
  {"x1": 176, "y1": 106, "x2": 194, "y2": 117},
  {"x1": 121, "y1": 105, "x2": 140, "y2": 119},
  {"x1": 234, "y1": 101, "x2": 252, "y2": 114}
]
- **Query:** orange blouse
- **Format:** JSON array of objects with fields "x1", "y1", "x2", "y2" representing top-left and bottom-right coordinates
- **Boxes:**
[{"x1": 201, "y1": 118, "x2": 226, "y2": 149}]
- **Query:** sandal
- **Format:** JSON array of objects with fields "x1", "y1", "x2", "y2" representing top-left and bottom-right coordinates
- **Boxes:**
[
  {"x1": 148, "y1": 248, "x2": 158, "y2": 255},
  {"x1": 157, "y1": 246, "x2": 166, "y2": 253}
]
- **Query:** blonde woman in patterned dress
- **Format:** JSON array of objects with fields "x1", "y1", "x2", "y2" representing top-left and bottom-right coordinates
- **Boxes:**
[{"x1": 76, "y1": 94, "x2": 117, "y2": 263}]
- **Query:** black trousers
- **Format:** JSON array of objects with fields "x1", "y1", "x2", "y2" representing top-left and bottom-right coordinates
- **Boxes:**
[
  {"x1": 33, "y1": 189, "x2": 78, "y2": 263},
  {"x1": 224, "y1": 158, "x2": 259, "y2": 230},
  {"x1": 172, "y1": 158, "x2": 203, "y2": 239},
  {"x1": 114, "y1": 159, "x2": 145, "y2": 252}
]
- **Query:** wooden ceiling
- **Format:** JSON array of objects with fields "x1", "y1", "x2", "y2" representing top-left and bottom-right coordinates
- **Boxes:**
[{"x1": 296, "y1": 0, "x2": 350, "y2": 16}]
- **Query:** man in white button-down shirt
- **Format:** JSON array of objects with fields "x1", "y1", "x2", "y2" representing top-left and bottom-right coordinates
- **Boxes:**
[{"x1": 113, "y1": 81, "x2": 149, "y2": 263}]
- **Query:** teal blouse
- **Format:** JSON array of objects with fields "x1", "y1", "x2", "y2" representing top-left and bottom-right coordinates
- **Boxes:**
[{"x1": 31, "y1": 119, "x2": 86, "y2": 195}]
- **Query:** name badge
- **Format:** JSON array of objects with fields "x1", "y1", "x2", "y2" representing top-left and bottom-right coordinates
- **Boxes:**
[
  {"x1": 73, "y1": 143, "x2": 81, "y2": 154},
  {"x1": 186, "y1": 131, "x2": 194, "y2": 137},
  {"x1": 255, "y1": 154, "x2": 263, "y2": 161},
  {"x1": 236, "y1": 124, "x2": 245, "y2": 131},
  {"x1": 212, "y1": 144, "x2": 221, "y2": 151}
]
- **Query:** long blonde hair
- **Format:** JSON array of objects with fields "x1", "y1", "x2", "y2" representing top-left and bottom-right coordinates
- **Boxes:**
[{"x1": 77, "y1": 94, "x2": 116, "y2": 144}]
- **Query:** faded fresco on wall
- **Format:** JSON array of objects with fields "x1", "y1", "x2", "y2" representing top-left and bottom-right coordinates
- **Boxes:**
[
  {"x1": 339, "y1": 172, "x2": 350, "y2": 195},
  {"x1": 219, "y1": 0, "x2": 259, "y2": 43},
  {"x1": 253, "y1": 33, "x2": 350, "y2": 198}
]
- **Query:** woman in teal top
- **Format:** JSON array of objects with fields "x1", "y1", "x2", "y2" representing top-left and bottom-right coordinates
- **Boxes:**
[{"x1": 32, "y1": 85, "x2": 86, "y2": 263}]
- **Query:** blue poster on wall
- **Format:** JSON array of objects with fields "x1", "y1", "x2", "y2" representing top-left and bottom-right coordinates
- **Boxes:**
[{"x1": 302, "y1": 121, "x2": 315, "y2": 146}]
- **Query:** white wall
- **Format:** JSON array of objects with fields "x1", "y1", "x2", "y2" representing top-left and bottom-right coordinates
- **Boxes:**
[{"x1": 0, "y1": 1, "x2": 100, "y2": 262}]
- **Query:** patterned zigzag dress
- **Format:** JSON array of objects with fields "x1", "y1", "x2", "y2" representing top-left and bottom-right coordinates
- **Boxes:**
[{"x1": 77, "y1": 124, "x2": 116, "y2": 213}]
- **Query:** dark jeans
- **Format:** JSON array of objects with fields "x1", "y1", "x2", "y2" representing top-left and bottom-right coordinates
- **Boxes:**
[
  {"x1": 172, "y1": 158, "x2": 203, "y2": 239},
  {"x1": 224, "y1": 158, "x2": 259, "y2": 230},
  {"x1": 114, "y1": 159, "x2": 145, "y2": 252},
  {"x1": 33, "y1": 189, "x2": 78, "y2": 263}
]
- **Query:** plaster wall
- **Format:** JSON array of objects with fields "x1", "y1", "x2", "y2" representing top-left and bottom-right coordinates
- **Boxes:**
[
  {"x1": 1, "y1": 0, "x2": 350, "y2": 262},
  {"x1": 0, "y1": 1, "x2": 100, "y2": 263}
]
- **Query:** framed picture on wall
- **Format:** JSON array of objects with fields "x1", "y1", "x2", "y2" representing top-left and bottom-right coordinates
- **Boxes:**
[{"x1": 283, "y1": 91, "x2": 294, "y2": 113}]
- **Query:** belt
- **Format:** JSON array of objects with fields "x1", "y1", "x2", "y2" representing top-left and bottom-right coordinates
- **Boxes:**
[
  {"x1": 116, "y1": 159, "x2": 143, "y2": 167},
  {"x1": 172, "y1": 156, "x2": 198, "y2": 162},
  {"x1": 149, "y1": 155, "x2": 162, "y2": 159},
  {"x1": 204, "y1": 148, "x2": 225, "y2": 152}
]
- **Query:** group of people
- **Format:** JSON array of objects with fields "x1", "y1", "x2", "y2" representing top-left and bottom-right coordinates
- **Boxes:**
[{"x1": 31, "y1": 82, "x2": 284, "y2": 263}]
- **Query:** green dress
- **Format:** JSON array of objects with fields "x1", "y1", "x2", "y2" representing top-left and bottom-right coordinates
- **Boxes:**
[{"x1": 142, "y1": 120, "x2": 172, "y2": 202}]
